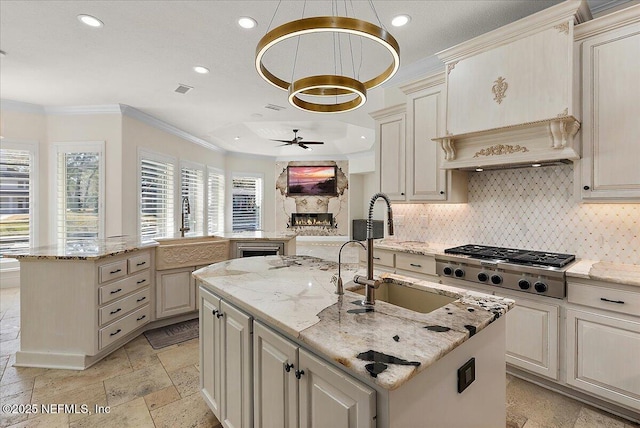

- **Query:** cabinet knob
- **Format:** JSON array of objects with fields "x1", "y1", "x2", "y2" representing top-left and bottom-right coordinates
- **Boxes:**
[
  {"x1": 583, "y1": 185, "x2": 590, "y2": 190},
  {"x1": 212, "y1": 309, "x2": 218, "y2": 316},
  {"x1": 295, "y1": 369, "x2": 305, "y2": 379},
  {"x1": 440, "y1": 191, "x2": 445, "y2": 195},
  {"x1": 284, "y1": 363, "x2": 294, "y2": 373},
  {"x1": 400, "y1": 192, "x2": 405, "y2": 196},
  {"x1": 216, "y1": 312, "x2": 224, "y2": 319}
]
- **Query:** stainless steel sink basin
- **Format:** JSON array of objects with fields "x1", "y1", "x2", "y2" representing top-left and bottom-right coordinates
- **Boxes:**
[
  {"x1": 155, "y1": 236, "x2": 229, "y2": 270},
  {"x1": 352, "y1": 280, "x2": 456, "y2": 313}
]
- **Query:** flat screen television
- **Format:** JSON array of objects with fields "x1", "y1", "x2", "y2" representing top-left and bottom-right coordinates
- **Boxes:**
[{"x1": 287, "y1": 165, "x2": 337, "y2": 196}]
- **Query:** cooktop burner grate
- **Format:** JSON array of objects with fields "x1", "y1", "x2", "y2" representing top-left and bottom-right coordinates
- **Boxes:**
[{"x1": 445, "y1": 245, "x2": 575, "y2": 268}]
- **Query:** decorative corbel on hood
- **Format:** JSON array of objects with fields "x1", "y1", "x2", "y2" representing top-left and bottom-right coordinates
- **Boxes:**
[{"x1": 433, "y1": 115, "x2": 581, "y2": 170}]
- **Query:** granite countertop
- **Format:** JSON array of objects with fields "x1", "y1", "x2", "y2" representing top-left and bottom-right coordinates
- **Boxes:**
[
  {"x1": 1, "y1": 236, "x2": 158, "y2": 260},
  {"x1": 374, "y1": 239, "x2": 449, "y2": 256},
  {"x1": 214, "y1": 231, "x2": 297, "y2": 241},
  {"x1": 193, "y1": 255, "x2": 514, "y2": 390},
  {"x1": 567, "y1": 260, "x2": 640, "y2": 288}
]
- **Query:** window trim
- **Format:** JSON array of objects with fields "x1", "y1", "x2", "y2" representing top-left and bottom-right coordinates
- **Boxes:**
[
  {"x1": 49, "y1": 141, "x2": 105, "y2": 245},
  {"x1": 0, "y1": 139, "x2": 39, "y2": 250},
  {"x1": 138, "y1": 148, "x2": 177, "y2": 240},
  {"x1": 231, "y1": 172, "x2": 264, "y2": 232}
]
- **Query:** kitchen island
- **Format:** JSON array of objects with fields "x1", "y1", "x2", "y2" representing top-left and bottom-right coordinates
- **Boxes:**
[{"x1": 194, "y1": 255, "x2": 514, "y2": 428}]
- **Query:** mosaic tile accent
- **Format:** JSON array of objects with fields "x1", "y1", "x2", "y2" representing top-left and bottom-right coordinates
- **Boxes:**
[{"x1": 392, "y1": 164, "x2": 640, "y2": 264}]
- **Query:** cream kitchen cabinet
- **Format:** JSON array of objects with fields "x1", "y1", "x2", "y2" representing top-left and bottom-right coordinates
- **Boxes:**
[
  {"x1": 253, "y1": 320, "x2": 376, "y2": 428},
  {"x1": 199, "y1": 286, "x2": 253, "y2": 428},
  {"x1": 156, "y1": 267, "x2": 196, "y2": 319},
  {"x1": 372, "y1": 105, "x2": 406, "y2": 201},
  {"x1": 566, "y1": 279, "x2": 640, "y2": 412},
  {"x1": 576, "y1": 9, "x2": 640, "y2": 201},
  {"x1": 359, "y1": 247, "x2": 437, "y2": 279}
]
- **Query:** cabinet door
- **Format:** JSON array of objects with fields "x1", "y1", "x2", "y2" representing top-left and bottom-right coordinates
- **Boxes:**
[
  {"x1": 220, "y1": 300, "x2": 253, "y2": 428},
  {"x1": 580, "y1": 22, "x2": 640, "y2": 201},
  {"x1": 378, "y1": 111, "x2": 406, "y2": 201},
  {"x1": 156, "y1": 267, "x2": 196, "y2": 319},
  {"x1": 505, "y1": 296, "x2": 559, "y2": 380},
  {"x1": 299, "y1": 349, "x2": 375, "y2": 428},
  {"x1": 253, "y1": 321, "x2": 298, "y2": 428},
  {"x1": 200, "y1": 288, "x2": 221, "y2": 418},
  {"x1": 406, "y1": 84, "x2": 447, "y2": 201},
  {"x1": 566, "y1": 308, "x2": 640, "y2": 411}
]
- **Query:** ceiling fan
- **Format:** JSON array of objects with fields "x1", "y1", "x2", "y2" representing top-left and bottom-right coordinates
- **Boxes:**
[{"x1": 271, "y1": 129, "x2": 324, "y2": 151}]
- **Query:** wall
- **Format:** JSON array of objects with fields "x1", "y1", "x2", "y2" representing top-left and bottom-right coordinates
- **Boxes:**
[
  {"x1": 275, "y1": 160, "x2": 349, "y2": 236},
  {"x1": 391, "y1": 164, "x2": 640, "y2": 264}
]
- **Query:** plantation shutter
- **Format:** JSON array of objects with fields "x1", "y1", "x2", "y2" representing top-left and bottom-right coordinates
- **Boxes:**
[
  {"x1": 207, "y1": 168, "x2": 225, "y2": 234},
  {"x1": 0, "y1": 148, "x2": 32, "y2": 252},
  {"x1": 140, "y1": 157, "x2": 174, "y2": 240},
  {"x1": 181, "y1": 166, "x2": 204, "y2": 236},
  {"x1": 232, "y1": 175, "x2": 262, "y2": 231}
]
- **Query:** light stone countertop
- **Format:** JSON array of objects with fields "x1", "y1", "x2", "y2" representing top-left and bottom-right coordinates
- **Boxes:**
[
  {"x1": 566, "y1": 259, "x2": 640, "y2": 287},
  {"x1": 1, "y1": 236, "x2": 158, "y2": 260},
  {"x1": 193, "y1": 255, "x2": 514, "y2": 390},
  {"x1": 214, "y1": 231, "x2": 297, "y2": 241},
  {"x1": 373, "y1": 239, "x2": 450, "y2": 256}
]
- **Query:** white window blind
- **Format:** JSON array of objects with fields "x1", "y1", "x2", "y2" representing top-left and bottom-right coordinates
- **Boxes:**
[
  {"x1": 232, "y1": 175, "x2": 262, "y2": 232},
  {"x1": 0, "y1": 147, "x2": 33, "y2": 252},
  {"x1": 140, "y1": 156, "x2": 174, "y2": 240},
  {"x1": 56, "y1": 148, "x2": 102, "y2": 244},
  {"x1": 181, "y1": 165, "x2": 204, "y2": 236},
  {"x1": 207, "y1": 167, "x2": 225, "y2": 235}
]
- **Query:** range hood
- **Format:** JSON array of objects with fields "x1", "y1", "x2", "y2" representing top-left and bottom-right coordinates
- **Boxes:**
[{"x1": 433, "y1": 0, "x2": 591, "y2": 170}]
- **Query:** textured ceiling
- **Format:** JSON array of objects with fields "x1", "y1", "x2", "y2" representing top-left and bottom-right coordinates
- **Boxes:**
[{"x1": 0, "y1": 0, "x2": 626, "y2": 157}]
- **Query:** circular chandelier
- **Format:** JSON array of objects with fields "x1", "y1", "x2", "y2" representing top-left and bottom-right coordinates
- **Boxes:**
[{"x1": 255, "y1": 10, "x2": 400, "y2": 114}]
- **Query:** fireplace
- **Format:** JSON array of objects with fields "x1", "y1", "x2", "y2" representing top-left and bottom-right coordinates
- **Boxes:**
[{"x1": 291, "y1": 213, "x2": 334, "y2": 227}]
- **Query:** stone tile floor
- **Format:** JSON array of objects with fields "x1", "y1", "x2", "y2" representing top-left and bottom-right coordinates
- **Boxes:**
[{"x1": 1, "y1": 281, "x2": 638, "y2": 427}]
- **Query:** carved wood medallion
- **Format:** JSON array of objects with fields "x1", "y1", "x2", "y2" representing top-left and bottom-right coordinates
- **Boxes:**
[
  {"x1": 474, "y1": 144, "x2": 529, "y2": 157},
  {"x1": 492, "y1": 77, "x2": 508, "y2": 104}
]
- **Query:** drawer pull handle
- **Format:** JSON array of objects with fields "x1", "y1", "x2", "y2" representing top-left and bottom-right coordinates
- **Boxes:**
[
  {"x1": 110, "y1": 268, "x2": 122, "y2": 274},
  {"x1": 295, "y1": 369, "x2": 305, "y2": 379},
  {"x1": 110, "y1": 308, "x2": 122, "y2": 315},
  {"x1": 284, "y1": 363, "x2": 294, "y2": 373},
  {"x1": 110, "y1": 288, "x2": 122, "y2": 294},
  {"x1": 136, "y1": 261, "x2": 146, "y2": 266},
  {"x1": 373, "y1": 257, "x2": 381, "y2": 260},
  {"x1": 600, "y1": 297, "x2": 624, "y2": 304},
  {"x1": 137, "y1": 279, "x2": 146, "y2": 284},
  {"x1": 216, "y1": 312, "x2": 224, "y2": 319},
  {"x1": 110, "y1": 329, "x2": 122, "y2": 337},
  {"x1": 410, "y1": 263, "x2": 422, "y2": 268},
  {"x1": 137, "y1": 315, "x2": 146, "y2": 321},
  {"x1": 137, "y1": 296, "x2": 146, "y2": 302}
]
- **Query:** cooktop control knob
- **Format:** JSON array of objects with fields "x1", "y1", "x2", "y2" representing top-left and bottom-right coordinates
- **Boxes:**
[
  {"x1": 454, "y1": 268, "x2": 465, "y2": 278},
  {"x1": 518, "y1": 279, "x2": 531, "y2": 290},
  {"x1": 443, "y1": 266, "x2": 453, "y2": 276},
  {"x1": 477, "y1": 272, "x2": 488, "y2": 282},
  {"x1": 534, "y1": 282, "x2": 547, "y2": 293},
  {"x1": 491, "y1": 274, "x2": 502, "y2": 285}
]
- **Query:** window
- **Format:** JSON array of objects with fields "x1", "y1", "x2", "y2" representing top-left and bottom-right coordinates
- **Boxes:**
[
  {"x1": 0, "y1": 142, "x2": 37, "y2": 252},
  {"x1": 140, "y1": 152, "x2": 175, "y2": 240},
  {"x1": 53, "y1": 142, "x2": 104, "y2": 245},
  {"x1": 181, "y1": 163, "x2": 204, "y2": 236},
  {"x1": 232, "y1": 174, "x2": 262, "y2": 232},
  {"x1": 207, "y1": 167, "x2": 225, "y2": 235}
]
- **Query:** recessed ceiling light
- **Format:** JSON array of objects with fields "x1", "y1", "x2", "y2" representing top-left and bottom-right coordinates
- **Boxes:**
[
  {"x1": 77, "y1": 14, "x2": 104, "y2": 28},
  {"x1": 234, "y1": 136, "x2": 240, "y2": 140},
  {"x1": 193, "y1": 66, "x2": 210, "y2": 74},
  {"x1": 475, "y1": 168, "x2": 484, "y2": 172},
  {"x1": 391, "y1": 14, "x2": 411, "y2": 27},
  {"x1": 361, "y1": 135, "x2": 366, "y2": 139},
  {"x1": 532, "y1": 163, "x2": 542, "y2": 167},
  {"x1": 238, "y1": 17, "x2": 257, "y2": 29}
]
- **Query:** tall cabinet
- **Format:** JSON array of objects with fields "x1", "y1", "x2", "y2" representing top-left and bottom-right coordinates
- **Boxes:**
[
  {"x1": 576, "y1": 7, "x2": 640, "y2": 201},
  {"x1": 371, "y1": 73, "x2": 467, "y2": 203}
]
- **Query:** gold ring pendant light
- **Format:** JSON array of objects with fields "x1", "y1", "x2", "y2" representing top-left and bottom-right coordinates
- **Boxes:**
[{"x1": 255, "y1": 15, "x2": 400, "y2": 113}]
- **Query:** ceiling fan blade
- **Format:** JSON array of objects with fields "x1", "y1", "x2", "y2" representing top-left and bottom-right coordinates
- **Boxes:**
[
  {"x1": 270, "y1": 139, "x2": 294, "y2": 143},
  {"x1": 298, "y1": 143, "x2": 311, "y2": 150},
  {"x1": 300, "y1": 141, "x2": 324, "y2": 144},
  {"x1": 276, "y1": 143, "x2": 291, "y2": 147}
]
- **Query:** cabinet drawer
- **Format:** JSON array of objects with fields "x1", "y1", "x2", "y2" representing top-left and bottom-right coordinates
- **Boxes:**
[
  {"x1": 396, "y1": 253, "x2": 436, "y2": 276},
  {"x1": 372, "y1": 250, "x2": 395, "y2": 267},
  {"x1": 128, "y1": 252, "x2": 150, "y2": 274},
  {"x1": 99, "y1": 287, "x2": 150, "y2": 326},
  {"x1": 99, "y1": 270, "x2": 151, "y2": 304},
  {"x1": 99, "y1": 304, "x2": 150, "y2": 350},
  {"x1": 568, "y1": 282, "x2": 640, "y2": 317},
  {"x1": 99, "y1": 260, "x2": 127, "y2": 283}
]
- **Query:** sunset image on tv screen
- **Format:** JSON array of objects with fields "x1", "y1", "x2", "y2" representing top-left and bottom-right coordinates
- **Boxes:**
[{"x1": 288, "y1": 166, "x2": 336, "y2": 195}]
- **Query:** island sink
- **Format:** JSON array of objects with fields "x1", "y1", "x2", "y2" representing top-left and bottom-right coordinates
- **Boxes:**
[{"x1": 350, "y1": 280, "x2": 456, "y2": 313}]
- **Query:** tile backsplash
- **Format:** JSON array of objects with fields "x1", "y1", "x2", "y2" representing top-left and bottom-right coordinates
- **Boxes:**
[{"x1": 392, "y1": 164, "x2": 639, "y2": 264}]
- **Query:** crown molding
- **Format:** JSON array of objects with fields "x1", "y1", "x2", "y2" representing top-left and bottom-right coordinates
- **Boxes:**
[
  {"x1": 0, "y1": 99, "x2": 46, "y2": 114},
  {"x1": 369, "y1": 104, "x2": 406, "y2": 120},
  {"x1": 45, "y1": 105, "x2": 122, "y2": 115},
  {"x1": 120, "y1": 105, "x2": 226, "y2": 153},
  {"x1": 399, "y1": 72, "x2": 446, "y2": 95},
  {"x1": 574, "y1": 3, "x2": 640, "y2": 40}
]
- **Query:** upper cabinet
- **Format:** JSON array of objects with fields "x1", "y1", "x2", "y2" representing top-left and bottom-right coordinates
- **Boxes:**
[
  {"x1": 575, "y1": 6, "x2": 640, "y2": 202},
  {"x1": 371, "y1": 74, "x2": 467, "y2": 203},
  {"x1": 433, "y1": 1, "x2": 591, "y2": 170}
]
